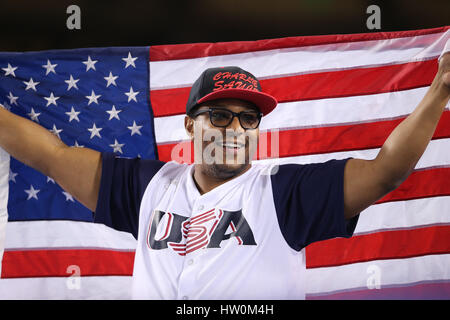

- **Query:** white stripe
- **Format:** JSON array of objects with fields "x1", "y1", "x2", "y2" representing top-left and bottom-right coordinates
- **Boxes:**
[
  {"x1": 305, "y1": 254, "x2": 450, "y2": 295},
  {"x1": 254, "y1": 137, "x2": 450, "y2": 171},
  {"x1": 355, "y1": 196, "x2": 450, "y2": 235},
  {"x1": 4, "y1": 220, "x2": 137, "y2": 250},
  {"x1": 0, "y1": 276, "x2": 132, "y2": 299},
  {"x1": 0, "y1": 147, "x2": 9, "y2": 276},
  {"x1": 258, "y1": 139, "x2": 450, "y2": 234},
  {"x1": 260, "y1": 87, "x2": 432, "y2": 130},
  {"x1": 149, "y1": 30, "x2": 449, "y2": 89},
  {"x1": 153, "y1": 86, "x2": 436, "y2": 143}
]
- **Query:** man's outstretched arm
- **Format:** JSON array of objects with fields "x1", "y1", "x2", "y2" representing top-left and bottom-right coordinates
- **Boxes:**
[
  {"x1": 343, "y1": 52, "x2": 450, "y2": 219},
  {"x1": 0, "y1": 106, "x2": 102, "y2": 211}
]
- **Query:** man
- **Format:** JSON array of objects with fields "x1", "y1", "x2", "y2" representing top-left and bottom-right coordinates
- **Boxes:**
[{"x1": 0, "y1": 53, "x2": 449, "y2": 299}]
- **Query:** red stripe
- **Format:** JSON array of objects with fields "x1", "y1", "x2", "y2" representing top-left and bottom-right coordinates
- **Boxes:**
[
  {"x1": 192, "y1": 215, "x2": 216, "y2": 226},
  {"x1": 186, "y1": 241, "x2": 208, "y2": 254},
  {"x1": 187, "y1": 227, "x2": 206, "y2": 242},
  {"x1": 190, "y1": 209, "x2": 215, "y2": 223},
  {"x1": 209, "y1": 209, "x2": 223, "y2": 236},
  {"x1": 159, "y1": 212, "x2": 173, "y2": 241},
  {"x1": 3, "y1": 225, "x2": 449, "y2": 278},
  {"x1": 377, "y1": 167, "x2": 450, "y2": 204},
  {"x1": 150, "y1": 27, "x2": 449, "y2": 61},
  {"x1": 305, "y1": 225, "x2": 450, "y2": 269},
  {"x1": 156, "y1": 110, "x2": 450, "y2": 163},
  {"x1": 150, "y1": 59, "x2": 438, "y2": 117},
  {"x1": 186, "y1": 235, "x2": 208, "y2": 250},
  {"x1": 229, "y1": 222, "x2": 243, "y2": 245},
  {"x1": 1, "y1": 249, "x2": 135, "y2": 279}
]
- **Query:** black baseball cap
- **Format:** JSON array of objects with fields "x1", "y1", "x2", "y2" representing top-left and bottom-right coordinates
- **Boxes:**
[{"x1": 186, "y1": 66, "x2": 278, "y2": 116}]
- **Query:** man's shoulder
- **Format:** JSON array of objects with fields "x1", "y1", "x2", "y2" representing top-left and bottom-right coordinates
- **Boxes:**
[{"x1": 146, "y1": 160, "x2": 191, "y2": 180}]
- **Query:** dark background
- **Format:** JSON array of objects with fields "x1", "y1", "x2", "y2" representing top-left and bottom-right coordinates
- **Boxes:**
[{"x1": 0, "y1": 0, "x2": 449, "y2": 51}]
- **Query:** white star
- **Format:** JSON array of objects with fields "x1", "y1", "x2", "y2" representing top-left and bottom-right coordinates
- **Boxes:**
[
  {"x1": 86, "y1": 90, "x2": 101, "y2": 105},
  {"x1": 72, "y1": 140, "x2": 84, "y2": 148},
  {"x1": 64, "y1": 75, "x2": 80, "y2": 90},
  {"x1": 65, "y1": 107, "x2": 81, "y2": 122},
  {"x1": 24, "y1": 185, "x2": 40, "y2": 200},
  {"x1": 50, "y1": 124, "x2": 63, "y2": 139},
  {"x1": 122, "y1": 52, "x2": 138, "y2": 68},
  {"x1": 23, "y1": 78, "x2": 40, "y2": 91},
  {"x1": 82, "y1": 56, "x2": 98, "y2": 71},
  {"x1": 47, "y1": 177, "x2": 55, "y2": 184},
  {"x1": 109, "y1": 139, "x2": 125, "y2": 154},
  {"x1": 7, "y1": 92, "x2": 18, "y2": 106},
  {"x1": 87, "y1": 123, "x2": 103, "y2": 139},
  {"x1": 62, "y1": 191, "x2": 75, "y2": 202},
  {"x1": 9, "y1": 169, "x2": 18, "y2": 183},
  {"x1": 42, "y1": 59, "x2": 57, "y2": 75},
  {"x1": 27, "y1": 108, "x2": 41, "y2": 122},
  {"x1": 2, "y1": 63, "x2": 18, "y2": 77},
  {"x1": 125, "y1": 86, "x2": 139, "y2": 102},
  {"x1": 44, "y1": 92, "x2": 60, "y2": 107},
  {"x1": 104, "y1": 72, "x2": 118, "y2": 87},
  {"x1": 128, "y1": 121, "x2": 143, "y2": 136},
  {"x1": 106, "y1": 105, "x2": 122, "y2": 120}
]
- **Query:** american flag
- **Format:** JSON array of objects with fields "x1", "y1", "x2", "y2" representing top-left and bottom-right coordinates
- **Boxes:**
[
  {"x1": 0, "y1": 47, "x2": 154, "y2": 298},
  {"x1": 1, "y1": 26, "x2": 449, "y2": 299}
]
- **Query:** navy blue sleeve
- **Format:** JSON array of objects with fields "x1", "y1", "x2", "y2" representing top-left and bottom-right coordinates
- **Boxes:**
[
  {"x1": 271, "y1": 158, "x2": 359, "y2": 251},
  {"x1": 94, "y1": 152, "x2": 165, "y2": 239}
]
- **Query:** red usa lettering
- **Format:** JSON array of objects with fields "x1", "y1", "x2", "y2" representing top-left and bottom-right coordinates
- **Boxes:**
[{"x1": 147, "y1": 209, "x2": 257, "y2": 255}]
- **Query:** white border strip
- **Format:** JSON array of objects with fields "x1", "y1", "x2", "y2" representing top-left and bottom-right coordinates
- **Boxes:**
[{"x1": 0, "y1": 147, "x2": 10, "y2": 276}]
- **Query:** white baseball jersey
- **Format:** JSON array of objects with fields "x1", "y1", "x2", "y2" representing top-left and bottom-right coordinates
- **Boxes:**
[{"x1": 95, "y1": 153, "x2": 358, "y2": 300}]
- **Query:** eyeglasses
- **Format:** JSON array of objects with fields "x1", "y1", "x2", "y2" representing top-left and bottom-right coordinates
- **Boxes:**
[{"x1": 190, "y1": 108, "x2": 263, "y2": 130}]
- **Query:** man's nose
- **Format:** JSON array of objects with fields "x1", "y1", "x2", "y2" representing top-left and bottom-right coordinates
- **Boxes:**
[{"x1": 227, "y1": 115, "x2": 245, "y2": 133}]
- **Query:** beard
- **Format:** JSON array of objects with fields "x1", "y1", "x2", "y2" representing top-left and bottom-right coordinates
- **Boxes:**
[
  {"x1": 202, "y1": 161, "x2": 251, "y2": 180},
  {"x1": 199, "y1": 134, "x2": 255, "y2": 180},
  {"x1": 192, "y1": 124, "x2": 259, "y2": 181}
]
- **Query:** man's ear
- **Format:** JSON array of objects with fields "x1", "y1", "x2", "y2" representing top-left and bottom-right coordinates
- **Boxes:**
[{"x1": 185, "y1": 116, "x2": 194, "y2": 140}]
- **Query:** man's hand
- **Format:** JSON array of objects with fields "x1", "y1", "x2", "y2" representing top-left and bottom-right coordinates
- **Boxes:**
[
  {"x1": 343, "y1": 48, "x2": 450, "y2": 219},
  {"x1": 438, "y1": 52, "x2": 450, "y2": 89}
]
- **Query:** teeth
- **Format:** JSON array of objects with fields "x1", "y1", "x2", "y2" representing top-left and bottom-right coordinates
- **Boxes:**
[
  {"x1": 214, "y1": 141, "x2": 244, "y2": 148},
  {"x1": 221, "y1": 143, "x2": 244, "y2": 148}
]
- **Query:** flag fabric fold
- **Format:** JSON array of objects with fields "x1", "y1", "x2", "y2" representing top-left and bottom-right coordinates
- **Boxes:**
[
  {"x1": 0, "y1": 27, "x2": 449, "y2": 299},
  {"x1": 0, "y1": 147, "x2": 9, "y2": 277}
]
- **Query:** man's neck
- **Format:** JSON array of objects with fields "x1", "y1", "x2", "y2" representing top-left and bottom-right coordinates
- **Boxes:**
[{"x1": 192, "y1": 164, "x2": 252, "y2": 195}]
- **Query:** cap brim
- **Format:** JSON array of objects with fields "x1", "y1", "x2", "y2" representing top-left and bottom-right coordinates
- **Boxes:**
[{"x1": 196, "y1": 89, "x2": 278, "y2": 116}]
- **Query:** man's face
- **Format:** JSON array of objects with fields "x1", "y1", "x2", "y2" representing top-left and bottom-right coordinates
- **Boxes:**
[{"x1": 185, "y1": 98, "x2": 260, "y2": 180}]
